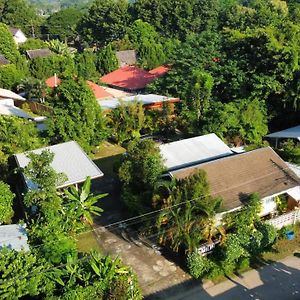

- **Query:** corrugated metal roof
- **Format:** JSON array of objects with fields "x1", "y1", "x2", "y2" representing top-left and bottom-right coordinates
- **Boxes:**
[
  {"x1": 160, "y1": 133, "x2": 233, "y2": 171},
  {"x1": 0, "y1": 88, "x2": 25, "y2": 101},
  {"x1": 266, "y1": 125, "x2": 300, "y2": 139},
  {"x1": 26, "y1": 48, "x2": 52, "y2": 60},
  {"x1": 0, "y1": 101, "x2": 32, "y2": 119},
  {"x1": 0, "y1": 224, "x2": 29, "y2": 251},
  {"x1": 99, "y1": 94, "x2": 179, "y2": 109},
  {"x1": 15, "y1": 141, "x2": 104, "y2": 189}
]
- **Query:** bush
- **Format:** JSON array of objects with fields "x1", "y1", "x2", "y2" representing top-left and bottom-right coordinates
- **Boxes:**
[
  {"x1": 0, "y1": 64, "x2": 23, "y2": 89},
  {"x1": 187, "y1": 252, "x2": 213, "y2": 279},
  {"x1": 0, "y1": 181, "x2": 15, "y2": 224}
]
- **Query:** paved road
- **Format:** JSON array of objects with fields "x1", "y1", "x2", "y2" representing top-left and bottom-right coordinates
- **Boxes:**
[{"x1": 148, "y1": 255, "x2": 300, "y2": 300}]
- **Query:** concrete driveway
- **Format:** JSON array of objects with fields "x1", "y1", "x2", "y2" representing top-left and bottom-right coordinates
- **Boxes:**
[{"x1": 148, "y1": 255, "x2": 300, "y2": 300}]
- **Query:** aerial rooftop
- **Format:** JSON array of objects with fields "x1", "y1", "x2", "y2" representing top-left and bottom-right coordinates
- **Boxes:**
[
  {"x1": 171, "y1": 147, "x2": 300, "y2": 211},
  {"x1": 160, "y1": 133, "x2": 233, "y2": 171},
  {"x1": 0, "y1": 224, "x2": 29, "y2": 251},
  {"x1": 15, "y1": 141, "x2": 104, "y2": 189}
]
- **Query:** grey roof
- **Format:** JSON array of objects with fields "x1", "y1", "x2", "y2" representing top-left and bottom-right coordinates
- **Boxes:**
[
  {"x1": 26, "y1": 48, "x2": 52, "y2": 60},
  {"x1": 0, "y1": 224, "x2": 29, "y2": 251},
  {"x1": 266, "y1": 125, "x2": 300, "y2": 140},
  {"x1": 15, "y1": 141, "x2": 104, "y2": 189},
  {"x1": 116, "y1": 50, "x2": 137, "y2": 66},
  {"x1": 99, "y1": 94, "x2": 178, "y2": 109},
  {"x1": 0, "y1": 55, "x2": 9, "y2": 65},
  {"x1": 160, "y1": 133, "x2": 233, "y2": 171}
]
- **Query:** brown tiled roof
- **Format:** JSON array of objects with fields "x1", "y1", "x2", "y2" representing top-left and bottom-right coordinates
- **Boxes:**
[
  {"x1": 171, "y1": 147, "x2": 300, "y2": 211},
  {"x1": 26, "y1": 48, "x2": 52, "y2": 60},
  {"x1": 0, "y1": 55, "x2": 9, "y2": 65},
  {"x1": 116, "y1": 50, "x2": 137, "y2": 67}
]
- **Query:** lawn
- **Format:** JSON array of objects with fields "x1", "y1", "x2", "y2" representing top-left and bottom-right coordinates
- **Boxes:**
[
  {"x1": 262, "y1": 226, "x2": 300, "y2": 261},
  {"x1": 76, "y1": 230, "x2": 102, "y2": 253},
  {"x1": 93, "y1": 141, "x2": 126, "y2": 159}
]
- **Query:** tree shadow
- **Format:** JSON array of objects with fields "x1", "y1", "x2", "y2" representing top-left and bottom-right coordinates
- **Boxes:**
[{"x1": 145, "y1": 257, "x2": 300, "y2": 300}]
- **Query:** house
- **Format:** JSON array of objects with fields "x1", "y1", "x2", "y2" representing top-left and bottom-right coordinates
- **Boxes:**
[
  {"x1": 26, "y1": 48, "x2": 52, "y2": 60},
  {"x1": 14, "y1": 141, "x2": 104, "y2": 190},
  {"x1": 0, "y1": 224, "x2": 29, "y2": 251},
  {"x1": 9, "y1": 27, "x2": 27, "y2": 44},
  {"x1": 99, "y1": 94, "x2": 180, "y2": 111},
  {"x1": 160, "y1": 134, "x2": 233, "y2": 172},
  {"x1": 266, "y1": 125, "x2": 300, "y2": 147},
  {"x1": 0, "y1": 55, "x2": 9, "y2": 65},
  {"x1": 45, "y1": 76, "x2": 113, "y2": 100},
  {"x1": 170, "y1": 147, "x2": 300, "y2": 217},
  {"x1": 116, "y1": 50, "x2": 137, "y2": 67},
  {"x1": 100, "y1": 65, "x2": 170, "y2": 92}
]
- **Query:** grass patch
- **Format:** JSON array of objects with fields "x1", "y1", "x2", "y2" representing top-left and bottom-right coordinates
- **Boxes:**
[
  {"x1": 77, "y1": 230, "x2": 102, "y2": 253},
  {"x1": 94, "y1": 141, "x2": 125, "y2": 159},
  {"x1": 262, "y1": 228, "x2": 300, "y2": 261}
]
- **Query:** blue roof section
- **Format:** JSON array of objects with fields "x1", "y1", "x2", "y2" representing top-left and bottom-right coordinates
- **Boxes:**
[
  {"x1": 0, "y1": 224, "x2": 29, "y2": 251},
  {"x1": 99, "y1": 94, "x2": 178, "y2": 109},
  {"x1": 266, "y1": 125, "x2": 300, "y2": 139}
]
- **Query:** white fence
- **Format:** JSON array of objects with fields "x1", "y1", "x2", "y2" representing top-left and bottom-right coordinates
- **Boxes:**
[{"x1": 266, "y1": 209, "x2": 300, "y2": 229}]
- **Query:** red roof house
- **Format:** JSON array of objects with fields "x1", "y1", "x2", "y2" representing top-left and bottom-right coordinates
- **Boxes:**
[
  {"x1": 45, "y1": 76, "x2": 112, "y2": 100},
  {"x1": 86, "y1": 80, "x2": 112, "y2": 100},
  {"x1": 149, "y1": 65, "x2": 171, "y2": 77},
  {"x1": 45, "y1": 75, "x2": 62, "y2": 88},
  {"x1": 100, "y1": 66, "x2": 155, "y2": 91}
]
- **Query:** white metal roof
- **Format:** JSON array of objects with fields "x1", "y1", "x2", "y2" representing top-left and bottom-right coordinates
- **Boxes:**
[
  {"x1": 99, "y1": 94, "x2": 177, "y2": 109},
  {"x1": 287, "y1": 186, "x2": 300, "y2": 201},
  {"x1": 266, "y1": 125, "x2": 300, "y2": 139},
  {"x1": 0, "y1": 102, "x2": 32, "y2": 119},
  {"x1": 160, "y1": 133, "x2": 233, "y2": 171},
  {"x1": 0, "y1": 224, "x2": 29, "y2": 251},
  {"x1": 0, "y1": 88, "x2": 25, "y2": 101},
  {"x1": 15, "y1": 141, "x2": 104, "y2": 189}
]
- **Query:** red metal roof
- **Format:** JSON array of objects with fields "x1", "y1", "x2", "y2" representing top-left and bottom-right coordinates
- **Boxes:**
[
  {"x1": 100, "y1": 66, "x2": 156, "y2": 91},
  {"x1": 86, "y1": 80, "x2": 113, "y2": 100},
  {"x1": 45, "y1": 75, "x2": 61, "y2": 88},
  {"x1": 45, "y1": 76, "x2": 112, "y2": 100},
  {"x1": 149, "y1": 65, "x2": 170, "y2": 77}
]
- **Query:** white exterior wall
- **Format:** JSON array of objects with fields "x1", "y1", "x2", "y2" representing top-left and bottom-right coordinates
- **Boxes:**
[{"x1": 13, "y1": 30, "x2": 27, "y2": 44}]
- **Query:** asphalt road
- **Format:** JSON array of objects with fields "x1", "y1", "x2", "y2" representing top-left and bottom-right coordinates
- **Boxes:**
[{"x1": 148, "y1": 255, "x2": 300, "y2": 300}]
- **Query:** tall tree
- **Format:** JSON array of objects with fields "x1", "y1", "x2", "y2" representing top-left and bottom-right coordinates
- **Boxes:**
[
  {"x1": 78, "y1": 0, "x2": 129, "y2": 46},
  {"x1": 47, "y1": 79, "x2": 108, "y2": 152}
]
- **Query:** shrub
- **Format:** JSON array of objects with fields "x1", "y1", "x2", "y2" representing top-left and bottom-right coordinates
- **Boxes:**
[
  {"x1": 187, "y1": 252, "x2": 213, "y2": 279},
  {"x1": 0, "y1": 181, "x2": 15, "y2": 224}
]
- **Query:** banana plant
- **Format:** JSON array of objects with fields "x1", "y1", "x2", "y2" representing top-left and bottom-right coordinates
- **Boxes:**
[{"x1": 64, "y1": 176, "x2": 107, "y2": 225}]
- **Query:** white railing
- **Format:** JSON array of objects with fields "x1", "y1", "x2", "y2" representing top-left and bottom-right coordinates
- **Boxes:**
[{"x1": 266, "y1": 209, "x2": 300, "y2": 229}]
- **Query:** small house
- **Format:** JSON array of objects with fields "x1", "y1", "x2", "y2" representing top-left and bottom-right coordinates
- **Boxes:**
[
  {"x1": 266, "y1": 125, "x2": 300, "y2": 148},
  {"x1": 14, "y1": 141, "x2": 104, "y2": 190},
  {"x1": 26, "y1": 48, "x2": 52, "y2": 60},
  {"x1": 170, "y1": 147, "x2": 300, "y2": 217},
  {"x1": 99, "y1": 94, "x2": 180, "y2": 111},
  {"x1": 9, "y1": 27, "x2": 27, "y2": 44}
]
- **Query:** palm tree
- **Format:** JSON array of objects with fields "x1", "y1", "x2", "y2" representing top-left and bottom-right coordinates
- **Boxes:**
[{"x1": 64, "y1": 176, "x2": 107, "y2": 225}]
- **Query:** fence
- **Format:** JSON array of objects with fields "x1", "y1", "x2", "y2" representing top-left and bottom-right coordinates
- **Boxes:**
[
  {"x1": 266, "y1": 209, "x2": 300, "y2": 229},
  {"x1": 14, "y1": 100, "x2": 53, "y2": 115}
]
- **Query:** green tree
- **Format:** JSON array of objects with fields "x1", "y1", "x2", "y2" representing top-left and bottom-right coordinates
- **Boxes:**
[
  {"x1": 78, "y1": 0, "x2": 129, "y2": 46},
  {"x1": 0, "y1": 0, "x2": 41, "y2": 36},
  {"x1": 76, "y1": 51, "x2": 98, "y2": 80},
  {"x1": 47, "y1": 79, "x2": 108, "y2": 152},
  {"x1": 96, "y1": 44, "x2": 118, "y2": 75},
  {"x1": 108, "y1": 100, "x2": 145, "y2": 144},
  {"x1": 0, "y1": 64, "x2": 23, "y2": 89},
  {"x1": 0, "y1": 22, "x2": 20, "y2": 63},
  {"x1": 128, "y1": 20, "x2": 165, "y2": 69},
  {"x1": 45, "y1": 7, "x2": 83, "y2": 42},
  {"x1": 17, "y1": 77, "x2": 46, "y2": 101},
  {"x1": 0, "y1": 181, "x2": 14, "y2": 224},
  {"x1": 19, "y1": 38, "x2": 47, "y2": 55},
  {"x1": 64, "y1": 176, "x2": 107, "y2": 225}
]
